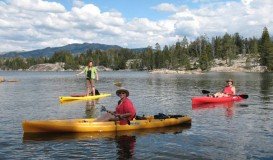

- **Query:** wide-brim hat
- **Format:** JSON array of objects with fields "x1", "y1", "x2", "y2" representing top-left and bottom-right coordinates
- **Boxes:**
[{"x1": 116, "y1": 88, "x2": 129, "y2": 97}]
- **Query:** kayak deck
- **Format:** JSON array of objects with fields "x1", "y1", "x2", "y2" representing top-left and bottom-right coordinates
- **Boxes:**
[
  {"x1": 59, "y1": 93, "x2": 111, "y2": 102},
  {"x1": 22, "y1": 116, "x2": 191, "y2": 133},
  {"x1": 191, "y1": 96, "x2": 243, "y2": 105}
]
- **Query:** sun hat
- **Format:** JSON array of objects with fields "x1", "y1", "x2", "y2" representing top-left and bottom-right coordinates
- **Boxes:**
[{"x1": 116, "y1": 88, "x2": 129, "y2": 97}]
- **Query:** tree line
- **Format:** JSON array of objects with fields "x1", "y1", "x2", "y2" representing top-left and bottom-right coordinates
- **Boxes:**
[{"x1": 1, "y1": 27, "x2": 273, "y2": 71}]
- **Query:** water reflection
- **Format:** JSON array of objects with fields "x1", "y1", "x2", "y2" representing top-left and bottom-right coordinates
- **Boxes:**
[
  {"x1": 116, "y1": 135, "x2": 136, "y2": 159},
  {"x1": 260, "y1": 73, "x2": 273, "y2": 103},
  {"x1": 192, "y1": 102, "x2": 235, "y2": 118},
  {"x1": 22, "y1": 125, "x2": 191, "y2": 159},
  {"x1": 85, "y1": 100, "x2": 98, "y2": 118}
]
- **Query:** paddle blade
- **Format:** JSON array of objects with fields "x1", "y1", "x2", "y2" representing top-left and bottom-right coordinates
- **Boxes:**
[
  {"x1": 238, "y1": 94, "x2": 249, "y2": 99},
  {"x1": 101, "y1": 106, "x2": 106, "y2": 112},
  {"x1": 114, "y1": 81, "x2": 122, "y2": 87},
  {"x1": 202, "y1": 90, "x2": 210, "y2": 94}
]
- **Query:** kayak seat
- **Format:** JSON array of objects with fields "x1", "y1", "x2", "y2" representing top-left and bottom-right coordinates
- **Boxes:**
[
  {"x1": 135, "y1": 115, "x2": 147, "y2": 120},
  {"x1": 154, "y1": 113, "x2": 184, "y2": 119},
  {"x1": 154, "y1": 113, "x2": 169, "y2": 119}
]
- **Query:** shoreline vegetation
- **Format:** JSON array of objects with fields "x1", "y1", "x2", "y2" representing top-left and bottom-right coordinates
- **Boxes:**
[{"x1": 0, "y1": 54, "x2": 267, "y2": 73}]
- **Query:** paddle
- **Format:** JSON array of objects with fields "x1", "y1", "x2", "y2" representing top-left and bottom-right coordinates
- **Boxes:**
[
  {"x1": 114, "y1": 81, "x2": 123, "y2": 87},
  {"x1": 201, "y1": 90, "x2": 249, "y2": 99},
  {"x1": 101, "y1": 106, "x2": 131, "y2": 125},
  {"x1": 202, "y1": 90, "x2": 211, "y2": 94}
]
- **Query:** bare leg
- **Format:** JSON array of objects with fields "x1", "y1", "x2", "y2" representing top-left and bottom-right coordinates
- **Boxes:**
[
  {"x1": 91, "y1": 79, "x2": 95, "y2": 96},
  {"x1": 214, "y1": 92, "x2": 225, "y2": 97},
  {"x1": 94, "y1": 113, "x2": 116, "y2": 122},
  {"x1": 86, "y1": 80, "x2": 91, "y2": 96}
]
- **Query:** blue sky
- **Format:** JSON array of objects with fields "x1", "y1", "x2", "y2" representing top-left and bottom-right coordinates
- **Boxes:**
[
  {"x1": 0, "y1": 0, "x2": 272, "y2": 52},
  {"x1": 53, "y1": 0, "x2": 239, "y2": 20}
]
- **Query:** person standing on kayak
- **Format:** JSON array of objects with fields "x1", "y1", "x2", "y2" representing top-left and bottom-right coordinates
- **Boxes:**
[
  {"x1": 95, "y1": 88, "x2": 136, "y2": 125},
  {"x1": 214, "y1": 79, "x2": 236, "y2": 97},
  {"x1": 76, "y1": 60, "x2": 99, "y2": 96}
]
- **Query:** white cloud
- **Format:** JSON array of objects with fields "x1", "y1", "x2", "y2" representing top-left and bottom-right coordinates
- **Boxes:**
[
  {"x1": 152, "y1": 3, "x2": 178, "y2": 12},
  {"x1": 0, "y1": 0, "x2": 273, "y2": 52},
  {"x1": 72, "y1": 0, "x2": 84, "y2": 8},
  {"x1": 10, "y1": 0, "x2": 65, "y2": 12}
]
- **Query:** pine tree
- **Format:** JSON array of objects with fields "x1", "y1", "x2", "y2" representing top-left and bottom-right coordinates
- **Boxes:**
[{"x1": 259, "y1": 27, "x2": 272, "y2": 67}]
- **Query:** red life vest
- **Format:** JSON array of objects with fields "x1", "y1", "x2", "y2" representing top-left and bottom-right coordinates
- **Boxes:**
[{"x1": 223, "y1": 86, "x2": 234, "y2": 95}]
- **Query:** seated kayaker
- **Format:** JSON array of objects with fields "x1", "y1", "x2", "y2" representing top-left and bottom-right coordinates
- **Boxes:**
[
  {"x1": 95, "y1": 88, "x2": 136, "y2": 125},
  {"x1": 213, "y1": 79, "x2": 236, "y2": 97}
]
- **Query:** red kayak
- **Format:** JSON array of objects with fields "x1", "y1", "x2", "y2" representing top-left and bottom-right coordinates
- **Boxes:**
[
  {"x1": 192, "y1": 101, "x2": 234, "y2": 109},
  {"x1": 191, "y1": 95, "x2": 244, "y2": 105}
]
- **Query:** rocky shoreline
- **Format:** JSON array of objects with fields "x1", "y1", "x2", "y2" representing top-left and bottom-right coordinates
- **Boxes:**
[{"x1": 150, "y1": 55, "x2": 267, "y2": 74}]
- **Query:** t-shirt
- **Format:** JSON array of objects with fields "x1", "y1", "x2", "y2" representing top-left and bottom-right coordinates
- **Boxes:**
[{"x1": 115, "y1": 98, "x2": 136, "y2": 125}]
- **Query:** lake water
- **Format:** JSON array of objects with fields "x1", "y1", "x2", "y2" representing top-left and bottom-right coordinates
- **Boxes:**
[{"x1": 0, "y1": 71, "x2": 273, "y2": 159}]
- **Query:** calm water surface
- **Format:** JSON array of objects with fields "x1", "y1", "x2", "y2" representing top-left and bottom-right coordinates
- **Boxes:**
[{"x1": 0, "y1": 71, "x2": 273, "y2": 159}]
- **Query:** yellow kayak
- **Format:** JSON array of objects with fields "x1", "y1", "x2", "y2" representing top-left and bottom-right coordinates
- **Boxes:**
[
  {"x1": 59, "y1": 93, "x2": 111, "y2": 102},
  {"x1": 22, "y1": 115, "x2": 191, "y2": 133}
]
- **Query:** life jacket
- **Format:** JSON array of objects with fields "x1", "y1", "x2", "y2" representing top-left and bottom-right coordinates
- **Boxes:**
[{"x1": 223, "y1": 86, "x2": 234, "y2": 95}]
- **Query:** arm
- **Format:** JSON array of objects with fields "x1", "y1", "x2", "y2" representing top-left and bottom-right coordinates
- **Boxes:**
[
  {"x1": 95, "y1": 67, "x2": 99, "y2": 80},
  {"x1": 77, "y1": 70, "x2": 84, "y2": 75},
  {"x1": 232, "y1": 87, "x2": 236, "y2": 95},
  {"x1": 76, "y1": 69, "x2": 85, "y2": 76},
  {"x1": 96, "y1": 71, "x2": 99, "y2": 81},
  {"x1": 116, "y1": 112, "x2": 132, "y2": 119}
]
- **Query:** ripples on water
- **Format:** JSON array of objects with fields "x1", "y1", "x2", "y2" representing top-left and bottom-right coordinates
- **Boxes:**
[{"x1": 0, "y1": 71, "x2": 273, "y2": 159}]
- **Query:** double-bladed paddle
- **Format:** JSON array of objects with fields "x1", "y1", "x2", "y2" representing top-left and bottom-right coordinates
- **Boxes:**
[{"x1": 201, "y1": 90, "x2": 249, "y2": 99}]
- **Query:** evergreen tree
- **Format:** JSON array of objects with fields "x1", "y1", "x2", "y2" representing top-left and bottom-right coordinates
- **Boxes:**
[{"x1": 259, "y1": 27, "x2": 273, "y2": 69}]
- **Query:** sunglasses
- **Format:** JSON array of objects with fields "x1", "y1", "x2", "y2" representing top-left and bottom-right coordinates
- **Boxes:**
[{"x1": 119, "y1": 92, "x2": 126, "y2": 95}]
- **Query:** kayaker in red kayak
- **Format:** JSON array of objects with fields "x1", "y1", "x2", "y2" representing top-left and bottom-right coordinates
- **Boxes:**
[
  {"x1": 213, "y1": 79, "x2": 236, "y2": 97},
  {"x1": 95, "y1": 88, "x2": 136, "y2": 125}
]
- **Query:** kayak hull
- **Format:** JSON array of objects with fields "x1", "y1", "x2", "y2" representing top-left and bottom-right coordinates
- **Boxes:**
[
  {"x1": 22, "y1": 116, "x2": 191, "y2": 133},
  {"x1": 23, "y1": 125, "x2": 191, "y2": 141},
  {"x1": 191, "y1": 96, "x2": 243, "y2": 105},
  {"x1": 59, "y1": 93, "x2": 111, "y2": 102}
]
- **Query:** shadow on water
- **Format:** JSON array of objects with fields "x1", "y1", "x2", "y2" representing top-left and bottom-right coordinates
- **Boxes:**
[{"x1": 22, "y1": 125, "x2": 191, "y2": 159}]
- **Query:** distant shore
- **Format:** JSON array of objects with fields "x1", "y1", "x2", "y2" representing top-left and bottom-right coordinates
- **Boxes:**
[
  {"x1": 0, "y1": 54, "x2": 268, "y2": 73},
  {"x1": 150, "y1": 55, "x2": 267, "y2": 74}
]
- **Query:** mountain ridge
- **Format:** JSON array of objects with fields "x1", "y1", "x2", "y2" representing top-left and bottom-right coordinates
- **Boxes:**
[{"x1": 0, "y1": 43, "x2": 145, "y2": 58}]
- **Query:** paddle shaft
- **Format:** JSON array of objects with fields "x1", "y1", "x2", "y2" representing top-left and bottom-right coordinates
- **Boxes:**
[{"x1": 101, "y1": 106, "x2": 131, "y2": 124}]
